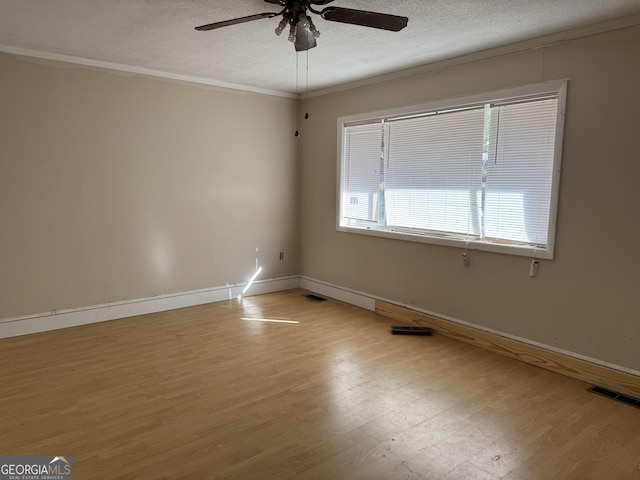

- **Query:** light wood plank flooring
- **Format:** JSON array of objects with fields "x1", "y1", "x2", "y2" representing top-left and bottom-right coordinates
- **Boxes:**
[{"x1": 1, "y1": 289, "x2": 639, "y2": 479}]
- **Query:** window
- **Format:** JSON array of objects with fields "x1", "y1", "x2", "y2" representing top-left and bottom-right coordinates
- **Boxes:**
[{"x1": 337, "y1": 81, "x2": 566, "y2": 259}]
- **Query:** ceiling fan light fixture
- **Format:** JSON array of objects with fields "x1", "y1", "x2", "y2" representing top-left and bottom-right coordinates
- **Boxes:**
[
  {"x1": 298, "y1": 12, "x2": 310, "y2": 27},
  {"x1": 296, "y1": 12, "x2": 320, "y2": 40},
  {"x1": 308, "y1": 18, "x2": 320, "y2": 38},
  {"x1": 275, "y1": 16, "x2": 289, "y2": 36},
  {"x1": 294, "y1": 25, "x2": 317, "y2": 51},
  {"x1": 288, "y1": 23, "x2": 298, "y2": 42}
]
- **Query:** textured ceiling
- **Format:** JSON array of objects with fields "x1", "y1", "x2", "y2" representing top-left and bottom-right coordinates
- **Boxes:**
[{"x1": 1, "y1": 0, "x2": 640, "y2": 96}]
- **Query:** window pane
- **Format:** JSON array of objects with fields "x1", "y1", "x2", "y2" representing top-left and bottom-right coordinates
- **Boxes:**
[
  {"x1": 342, "y1": 123, "x2": 384, "y2": 222},
  {"x1": 484, "y1": 99, "x2": 558, "y2": 245},
  {"x1": 385, "y1": 108, "x2": 485, "y2": 236}
]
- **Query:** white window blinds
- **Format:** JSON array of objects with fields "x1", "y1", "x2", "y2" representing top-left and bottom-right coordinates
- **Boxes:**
[
  {"x1": 385, "y1": 108, "x2": 485, "y2": 237},
  {"x1": 339, "y1": 81, "x2": 565, "y2": 258},
  {"x1": 342, "y1": 122, "x2": 387, "y2": 223},
  {"x1": 484, "y1": 99, "x2": 558, "y2": 246}
]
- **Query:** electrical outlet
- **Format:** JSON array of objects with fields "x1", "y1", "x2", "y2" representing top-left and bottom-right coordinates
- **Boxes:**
[{"x1": 279, "y1": 252, "x2": 285, "y2": 260}]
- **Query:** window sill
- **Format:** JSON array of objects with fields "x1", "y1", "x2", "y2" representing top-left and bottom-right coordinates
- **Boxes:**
[{"x1": 337, "y1": 224, "x2": 554, "y2": 259}]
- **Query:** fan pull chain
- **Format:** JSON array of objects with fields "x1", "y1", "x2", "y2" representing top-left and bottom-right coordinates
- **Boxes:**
[
  {"x1": 304, "y1": 49, "x2": 309, "y2": 120},
  {"x1": 295, "y1": 51, "x2": 300, "y2": 137}
]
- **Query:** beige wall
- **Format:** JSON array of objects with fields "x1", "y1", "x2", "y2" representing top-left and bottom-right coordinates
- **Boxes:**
[
  {"x1": 0, "y1": 53, "x2": 298, "y2": 318},
  {"x1": 299, "y1": 25, "x2": 640, "y2": 371},
  {"x1": 1, "y1": 25, "x2": 638, "y2": 372}
]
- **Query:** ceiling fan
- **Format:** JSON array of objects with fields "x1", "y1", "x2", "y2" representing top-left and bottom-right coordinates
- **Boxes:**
[{"x1": 195, "y1": 0, "x2": 409, "y2": 52}]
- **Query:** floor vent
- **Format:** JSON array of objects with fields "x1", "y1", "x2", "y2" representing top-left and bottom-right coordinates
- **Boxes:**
[
  {"x1": 588, "y1": 386, "x2": 640, "y2": 409},
  {"x1": 305, "y1": 294, "x2": 327, "y2": 302},
  {"x1": 390, "y1": 325, "x2": 433, "y2": 336}
]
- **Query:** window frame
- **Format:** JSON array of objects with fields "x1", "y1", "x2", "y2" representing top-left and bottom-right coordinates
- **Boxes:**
[{"x1": 336, "y1": 80, "x2": 567, "y2": 259}]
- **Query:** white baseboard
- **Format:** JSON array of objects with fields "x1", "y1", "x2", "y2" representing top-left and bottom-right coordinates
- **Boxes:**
[
  {"x1": 299, "y1": 277, "x2": 376, "y2": 310},
  {"x1": 5, "y1": 274, "x2": 639, "y2": 385},
  {"x1": 299, "y1": 276, "x2": 640, "y2": 380},
  {"x1": 0, "y1": 276, "x2": 300, "y2": 339}
]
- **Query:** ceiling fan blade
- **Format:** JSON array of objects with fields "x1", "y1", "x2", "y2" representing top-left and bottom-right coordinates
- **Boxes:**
[
  {"x1": 310, "y1": 0, "x2": 335, "y2": 4},
  {"x1": 263, "y1": 0, "x2": 283, "y2": 4},
  {"x1": 295, "y1": 24, "x2": 317, "y2": 51},
  {"x1": 320, "y1": 7, "x2": 408, "y2": 32},
  {"x1": 195, "y1": 12, "x2": 279, "y2": 31}
]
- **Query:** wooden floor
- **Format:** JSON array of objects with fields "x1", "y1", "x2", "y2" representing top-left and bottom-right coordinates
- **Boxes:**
[{"x1": 1, "y1": 289, "x2": 639, "y2": 479}]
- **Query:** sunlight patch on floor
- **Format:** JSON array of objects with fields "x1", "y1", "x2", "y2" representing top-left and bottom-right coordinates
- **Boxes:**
[{"x1": 241, "y1": 317, "x2": 299, "y2": 324}]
